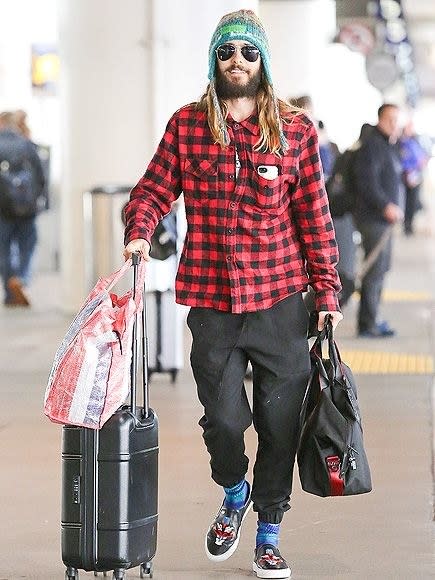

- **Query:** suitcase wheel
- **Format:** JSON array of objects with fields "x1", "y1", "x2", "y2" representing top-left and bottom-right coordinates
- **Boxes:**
[
  {"x1": 112, "y1": 570, "x2": 126, "y2": 580},
  {"x1": 65, "y1": 567, "x2": 78, "y2": 580},
  {"x1": 140, "y1": 562, "x2": 153, "y2": 578}
]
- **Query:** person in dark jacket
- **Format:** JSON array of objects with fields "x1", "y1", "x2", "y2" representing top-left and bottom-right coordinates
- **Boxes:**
[
  {"x1": 0, "y1": 111, "x2": 46, "y2": 306},
  {"x1": 353, "y1": 103, "x2": 403, "y2": 337}
]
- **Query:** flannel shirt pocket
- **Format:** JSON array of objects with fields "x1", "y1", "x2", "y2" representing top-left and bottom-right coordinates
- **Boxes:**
[
  {"x1": 249, "y1": 155, "x2": 286, "y2": 209},
  {"x1": 182, "y1": 157, "x2": 219, "y2": 199},
  {"x1": 254, "y1": 172, "x2": 285, "y2": 208}
]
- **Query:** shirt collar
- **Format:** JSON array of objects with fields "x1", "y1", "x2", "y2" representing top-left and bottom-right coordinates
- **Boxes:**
[{"x1": 227, "y1": 112, "x2": 260, "y2": 136}]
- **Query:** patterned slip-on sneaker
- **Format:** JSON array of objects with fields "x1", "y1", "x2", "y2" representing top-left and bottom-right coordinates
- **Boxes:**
[
  {"x1": 205, "y1": 485, "x2": 252, "y2": 562},
  {"x1": 253, "y1": 544, "x2": 291, "y2": 579}
]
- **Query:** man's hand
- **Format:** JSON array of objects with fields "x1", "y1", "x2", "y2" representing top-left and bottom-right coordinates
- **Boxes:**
[
  {"x1": 317, "y1": 310, "x2": 343, "y2": 332},
  {"x1": 123, "y1": 238, "x2": 151, "y2": 261},
  {"x1": 383, "y1": 202, "x2": 403, "y2": 224}
]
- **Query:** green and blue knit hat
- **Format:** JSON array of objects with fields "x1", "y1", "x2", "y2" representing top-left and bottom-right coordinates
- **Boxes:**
[
  {"x1": 208, "y1": 9, "x2": 272, "y2": 84},
  {"x1": 207, "y1": 9, "x2": 287, "y2": 151}
]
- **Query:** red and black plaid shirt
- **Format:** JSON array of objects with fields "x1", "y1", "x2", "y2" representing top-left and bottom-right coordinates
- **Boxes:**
[{"x1": 124, "y1": 105, "x2": 341, "y2": 314}]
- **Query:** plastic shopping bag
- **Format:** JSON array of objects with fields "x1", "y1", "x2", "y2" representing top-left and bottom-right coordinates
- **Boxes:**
[{"x1": 44, "y1": 258, "x2": 145, "y2": 429}]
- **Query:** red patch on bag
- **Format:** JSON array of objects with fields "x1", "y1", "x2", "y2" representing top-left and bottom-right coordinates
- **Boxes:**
[{"x1": 326, "y1": 455, "x2": 344, "y2": 496}]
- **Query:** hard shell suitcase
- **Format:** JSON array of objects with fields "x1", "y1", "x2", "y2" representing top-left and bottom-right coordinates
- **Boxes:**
[
  {"x1": 146, "y1": 290, "x2": 184, "y2": 383},
  {"x1": 61, "y1": 255, "x2": 158, "y2": 579}
]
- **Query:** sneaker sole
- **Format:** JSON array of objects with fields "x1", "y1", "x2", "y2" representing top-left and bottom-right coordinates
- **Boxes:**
[
  {"x1": 205, "y1": 500, "x2": 252, "y2": 562},
  {"x1": 252, "y1": 561, "x2": 291, "y2": 579}
]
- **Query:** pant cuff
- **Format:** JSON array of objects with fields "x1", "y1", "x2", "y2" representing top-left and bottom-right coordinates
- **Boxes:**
[{"x1": 256, "y1": 508, "x2": 288, "y2": 524}]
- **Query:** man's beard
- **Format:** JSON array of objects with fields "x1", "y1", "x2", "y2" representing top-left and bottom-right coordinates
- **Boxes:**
[{"x1": 215, "y1": 67, "x2": 262, "y2": 99}]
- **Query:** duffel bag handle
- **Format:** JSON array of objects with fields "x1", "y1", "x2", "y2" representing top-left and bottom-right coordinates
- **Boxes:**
[{"x1": 312, "y1": 315, "x2": 345, "y2": 383}]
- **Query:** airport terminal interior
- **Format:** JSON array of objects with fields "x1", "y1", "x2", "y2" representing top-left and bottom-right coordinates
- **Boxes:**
[{"x1": 1, "y1": 1, "x2": 435, "y2": 579}]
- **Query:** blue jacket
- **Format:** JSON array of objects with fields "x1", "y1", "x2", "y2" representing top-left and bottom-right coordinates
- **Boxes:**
[{"x1": 399, "y1": 136, "x2": 428, "y2": 173}]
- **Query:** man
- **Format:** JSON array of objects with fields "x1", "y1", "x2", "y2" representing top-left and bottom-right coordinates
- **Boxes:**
[
  {"x1": 124, "y1": 10, "x2": 342, "y2": 578},
  {"x1": 0, "y1": 111, "x2": 46, "y2": 306},
  {"x1": 353, "y1": 104, "x2": 403, "y2": 337}
]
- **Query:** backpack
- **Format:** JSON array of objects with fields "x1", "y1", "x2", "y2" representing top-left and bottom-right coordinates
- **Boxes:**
[
  {"x1": 325, "y1": 148, "x2": 358, "y2": 217},
  {"x1": 149, "y1": 210, "x2": 177, "y2": 261},
  {"x1": 121, "y1": 202, "x2": 178, "y2": 261},
  {"x1": 0, "y1": 159, "x2": 38, "y2": 219}
]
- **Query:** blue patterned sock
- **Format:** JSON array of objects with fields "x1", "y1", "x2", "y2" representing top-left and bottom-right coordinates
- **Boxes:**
[
  {"x1": 256, "y1": 521, "x2": 280, "y2": 547},
  {"x1": 223, "y1": 479, "x2": 248, "y2": 510}
]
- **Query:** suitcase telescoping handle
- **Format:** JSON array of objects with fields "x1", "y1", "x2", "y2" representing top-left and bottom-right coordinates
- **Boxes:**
[{"x1": 131, "y1": 252, "x2": 150, "y2": 418}]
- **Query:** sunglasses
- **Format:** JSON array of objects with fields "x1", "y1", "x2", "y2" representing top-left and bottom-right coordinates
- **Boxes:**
[{"x1": 216, "y1": 43, "x2": 260, "y2": 63}]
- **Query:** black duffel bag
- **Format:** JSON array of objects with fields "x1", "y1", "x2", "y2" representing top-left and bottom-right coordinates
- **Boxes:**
[{"x1": 297, "y1": 318, "x2": 372, "y2": 497}]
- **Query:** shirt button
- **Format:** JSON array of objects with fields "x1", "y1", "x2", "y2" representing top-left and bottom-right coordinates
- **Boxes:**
[
  {"x1": 226, "y1": 255, "x2": 233, "y2": 262},
  {"x1": 230, "y1": 202, "x2": 237, "y2": 209},
  {"x1": 233, "y1": 123, "x2": 240, "y2": 129},
  {"x1": 227, "y1": 228, "x2": 233, "y2": 234}
]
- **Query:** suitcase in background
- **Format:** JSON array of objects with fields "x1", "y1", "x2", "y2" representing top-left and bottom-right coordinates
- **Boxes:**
[
  {"x1": 61, "y1": 255, "x2": 158, "y2": 580},
  {"x1": 146, "y1": 290, "x2": 184, "y2": 383}
]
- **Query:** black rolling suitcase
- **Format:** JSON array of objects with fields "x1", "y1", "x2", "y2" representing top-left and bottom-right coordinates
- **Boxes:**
[{"x1": 61, "y1": 255, "x2": 158, "y2": 580}]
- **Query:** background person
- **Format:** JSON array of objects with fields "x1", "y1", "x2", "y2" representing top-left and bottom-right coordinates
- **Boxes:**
[
  {"x1": 123, "y1": 10, "x2": 342, "y2": 578},
  {"x1": 288, "y1": 95, "x2": 339, "y2": 180},
  {"x1": 0, "y1": 111, "x2": 46, "y2": 306},
  {"x1": 325, "y1": 122, "x2": 374, "y2": 309},
  {"x1": 399, "y1": 116, "x2": 429, "y2": 235},
  {"x1": 353, "y1": 103, "x2": 404, "y2": 337}
]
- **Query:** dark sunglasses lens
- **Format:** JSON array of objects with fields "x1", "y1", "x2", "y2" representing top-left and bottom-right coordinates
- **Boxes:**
[
  {"x1": 241, "y1": 46, "x2": 260, "y2": 62},
  {"x1": 217, "y1": 45, "x2": 235, "y2": 61}
]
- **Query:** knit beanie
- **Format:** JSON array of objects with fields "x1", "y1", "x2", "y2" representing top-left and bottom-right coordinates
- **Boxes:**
[{"x1": 207, "y1": 9, "x2": 288, "y2": 152}]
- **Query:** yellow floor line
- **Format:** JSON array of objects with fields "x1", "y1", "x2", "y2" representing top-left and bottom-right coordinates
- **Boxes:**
[
  {"x1": 340, "y1": 350, "x2": 434, "y2": 374},
  {"x1": 382, "y1": 290, "x2": 432, "y2": 302}
]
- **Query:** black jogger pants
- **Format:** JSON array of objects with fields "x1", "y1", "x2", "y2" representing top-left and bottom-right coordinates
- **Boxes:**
[{"x1": 187, "y1": 292, "x2": 311, "y2": 523}]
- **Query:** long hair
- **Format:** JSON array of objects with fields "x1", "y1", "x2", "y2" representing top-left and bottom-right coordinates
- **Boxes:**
[{"x1": 197, "y1": 75, "x2": 301, "y2": 156}]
